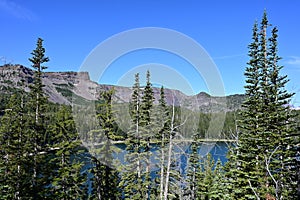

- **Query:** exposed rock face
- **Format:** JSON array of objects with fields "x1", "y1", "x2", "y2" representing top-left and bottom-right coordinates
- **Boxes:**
[{"x1": 0, "y1": 64, "x2": 245, "y2": 112}]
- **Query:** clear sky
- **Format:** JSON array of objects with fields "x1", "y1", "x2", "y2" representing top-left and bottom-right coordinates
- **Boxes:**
[{"x1": 1, "y1": 0, "x2": 300, "y2": 106}]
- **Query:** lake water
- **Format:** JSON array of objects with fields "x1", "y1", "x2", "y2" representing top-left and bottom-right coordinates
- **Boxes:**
[
  {"x1": 112, "y1": 141, "x2": 229, "y2": 173},
  {"x1": 84, "y1": 141, "x2": 230, "y2": 193}
]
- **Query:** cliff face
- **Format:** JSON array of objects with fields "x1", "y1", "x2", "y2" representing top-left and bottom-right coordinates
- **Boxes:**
[{"x1": 0, "y1": 64, "x2": 245, "y2": 112}]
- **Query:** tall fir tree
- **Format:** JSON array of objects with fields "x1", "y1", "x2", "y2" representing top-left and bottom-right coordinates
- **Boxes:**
[
  {"x1": 228, "y1": 20, "x2": 265, "y2": 199},
  {"x1": 120, "y1": 73, "x2": 147, "y2": 199},
  {"x1": 90, "y1": 89, "x2": 121, "y2": 200},
  {"x1": 0, "y1": 94, "x2": 30, "y2": 199},
  {"x1": 209, "y1": 159, "x2": 227, "y2": 199},
  {"x1": 140, "y1": 70, "x2": 155, "y2": 199},
  {"x1": 48, "y1": 105, "x2": 88, "y2": 199},
  {"x1": 27, "y1": 37, "x2": 51, "y2": 198},
  {"x1": 262, "y1": 20, "x2": 298, "y2": 199},
  {"x1": 185, "y1": 134, "x2": 201, "y2": 200},
  {"x1": 228, "y1": 11, "x2": 299, "y2": 199},
  {"x1": 154, "y1": 86, "x2": 171, "y2": 200},
  {"x1": 121, "y1": 71, "x2": 156, "y2": 199}
]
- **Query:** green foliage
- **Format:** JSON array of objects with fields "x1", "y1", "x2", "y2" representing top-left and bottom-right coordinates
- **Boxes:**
[
  {"x1": 89, "y1": 89, "x2": 121, "y2": 199},
  {"x1": 186, "y1": 144, "x2": 227, "y2": 200},
  {"x1": 48, "y1": 105, "x2": 88, "y2": 199},
  {"x1": 0, "y1": 94, "x2": 30, "y2": 199},
  {"x1": 185, "y1": 138, "x2": 200, "y2": 200},
  {"x1": 26, "y1": 37, "x2": 51, "y2": 198},
  {"x1": 1, "y1": 22, "x2": 299, "y2": 199},
  {"x1": 226, "y1": 11, "x2": 300, "y2": 199},
  {"x1": 0, "y1": 38, "x2": 90, "y2": 199},
  {"x1": 55, "y1": 86, "x2": 91, "y2": 105},
  {"x1": 121, "y1": 72, "x2": 153, "y2": 199}
]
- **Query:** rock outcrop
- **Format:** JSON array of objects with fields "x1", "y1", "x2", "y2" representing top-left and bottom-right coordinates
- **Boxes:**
[{"x1": 0, "y1": 64, "x2": 245, "y2": 112}]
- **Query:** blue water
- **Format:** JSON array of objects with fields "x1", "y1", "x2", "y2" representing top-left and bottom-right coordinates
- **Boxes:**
[
  {"x1": 84, "y1": 142, "x2": 230, "y2": 194},
  {"x1": 113, "y1": 141, "x2": 229, "y2": 173}
]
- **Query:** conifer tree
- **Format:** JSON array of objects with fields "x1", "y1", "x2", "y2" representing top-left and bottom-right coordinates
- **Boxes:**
[
  {"x1": 223, "y1": 139, "x2": 240, "y2": 199},
  {"x1": 196, "y1": 154, "x2": 214, "y2": 199},
  {"x1": 28, "y1": 37, "x2": 49, "y2": 126},
  {"x1": 0, "y1": 38, "x2": 51, "y2": 199},
  {"x1": 141, "y1": 70, "x2": 154, "y2": 126},
  {"x1": 228, "y1": 11, "x2": 299, "y2": 199},
  {"x1": 154, "y1": 86, "x2": 170, "y2": 200},
  {"x1": 140, "y1": 70, "x2": 155, "y2": 199},
  {"x1": 29, "y1": 38, "x2": 49, "y2": 198},
  {"x1": 121, "y1": 71, "x2": 157, "y2": 199},
  {"x1": 185, "y1": 136, "x2": 200, "y2": 200},
  {"x1": 210, "y1": 159, "x2": 226, "y2": 199},
  {"x1": 262, "y1": 20, "x2": 298, "y2": 199},
  {"x1": 228, "y1": 20, "x2": 265, "y2": 199},
  {"x1": 49, "y1": 105, "x2": 88, "y2": 199},
  {"x1": 27, "y1": 37, "x2": 51, "y2": 197},
  {"x1": 90, "y1": 89, "x2": 120, "y2": 200},
  {"x1": 120, "y1": 73, "x2": 147, "y2": 199},
  {"x1": 0, "y1": 94, "x2": 29, "y2": 199}
]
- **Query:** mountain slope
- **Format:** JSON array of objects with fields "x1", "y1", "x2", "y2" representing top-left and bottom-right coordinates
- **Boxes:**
[{"x1": 0, "y1": 64, "x2": 245, "y2": 112}]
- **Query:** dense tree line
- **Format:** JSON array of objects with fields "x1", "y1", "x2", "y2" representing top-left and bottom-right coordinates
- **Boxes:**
[{"x1": 1, "y1": 11, "x2": 299, "y2": 199}]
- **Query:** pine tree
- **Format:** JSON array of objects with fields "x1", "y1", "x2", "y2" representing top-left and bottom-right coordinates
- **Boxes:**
[
  {"x1": 187, "y1": 147, "x2": 227, "y2": 200},
  {"x1": 120, "y1": 71, "x2": 157, "y2": 199},
  {"x1": 197, "y1": 154, "x2": 215, "y2": 199},
  {"x1": 210, "y1": 159, "x2": 226, "y2": 199},
  {"x1": 27, "y1": 37, "x2": 51, "y2": 198},
  {"x1": 48, "y1": 105, "x2": 88, "y2": 199},
  {"x1": 228, "y1": 11, "x2": 299, "y2": 199},
  {"x1": 90, "y1": 89, "x2": 121, "y2": 200},
  {"x1": 262, "y1": 20, "x2": 298, "y2": 199},
  {"x1": 223, "y1": 140, "x2": 241, "y2": 199},
  {"x1": 140, "y1": 71, "x2": 154, "y2": 126},
  {"x1": 185, "y1": 136, "x2": 200, "y2": 200},
  {"x1": 120, "y1": 73, "x2": 147, "y2": 199},
  {"x1": 154, "y1": 86, "x2": 171, "y2": 200},
  {"x1": 0, "y1": 94, "x2": 29, "y2": 199},
  {"x1": 140, "y1": 70, "x2": 155, "y2": 199},
  {"x1": 228, "y1": 20, "x2": 265, "y2": 199}
]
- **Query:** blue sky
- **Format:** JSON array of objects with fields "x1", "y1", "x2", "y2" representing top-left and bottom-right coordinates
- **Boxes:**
[{"x1": 1, "y1": 0, "x2": 300, "y2": 105}]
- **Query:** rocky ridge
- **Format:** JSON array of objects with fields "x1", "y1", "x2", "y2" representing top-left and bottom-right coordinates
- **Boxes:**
[{"x1": 0, "y1": 64, "x2": 245, "y2": 112}]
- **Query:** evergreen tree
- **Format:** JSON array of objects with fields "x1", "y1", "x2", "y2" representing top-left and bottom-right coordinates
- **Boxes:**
[
  {"x1": 196, "y1": 154, "x2": 214, "y2": 199},
  {"x1": 154, "y1": 86, "x2": 171, "y2": 200},
  {"x1": 140, "y1": 70, "x2": 154, "y2": 126},
  {"x1": 27, "y1": 37, "x2": 51, "y2": 198},
  {"x1": 49, "y1": 105, "x2": 88, "y2": 199},
  {"x1": 0, "y1": 94, "x2": 29, "y2": 199},
  {"x1": 210, "y1": 159, "x2": 226, "y2": 199},
  {"x1": 228, "y1": 20, "x2": 265, "y2": 199},
  {"x1": 140, "y1": 70, "x2": 155, "y2": 199},
  {"x1": 185, "y1": 136, "x2": 200, "y2": 200},
  {"x1": 223, "y1": 140, "x2": 240, "y2": 199},
  {"x1": 187, "y1": 152, "x2": 224, "y2": 200},
  {"x1": 262, "y1": 20, "x2": 298, "y2": 199},
  {"x1": 90, "y1": 89, "x2": 121, "y2": 200},
  {"x1": 120, "y1": 73, "x2": 147, "y2": 199},
  {"x1": 121, "y1": 71, "x2": 156, "y2": 199},
  {"x1": 0, "y1": 38, "x2": 53, "y2": 199},
  {"x1": 228, "y1": 11, "x2": 299, "y2": 199}
]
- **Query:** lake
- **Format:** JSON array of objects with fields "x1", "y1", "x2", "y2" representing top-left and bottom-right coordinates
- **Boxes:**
[{"x1": 111, "y1": 141, "x2": 230, "y2": 173}]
